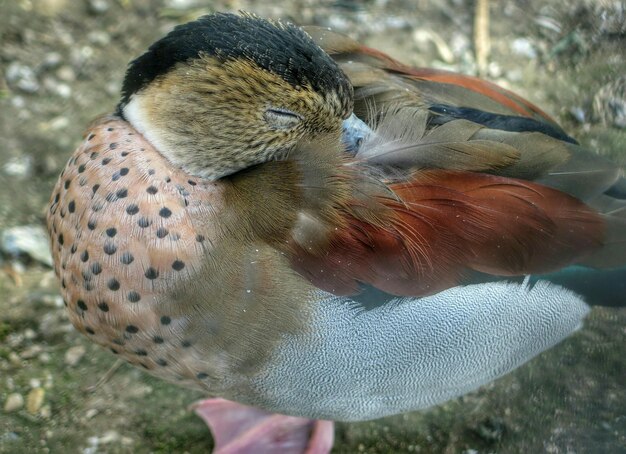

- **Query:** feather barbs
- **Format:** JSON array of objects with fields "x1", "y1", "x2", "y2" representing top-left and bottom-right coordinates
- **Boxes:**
[{"x1": 288, "y1": 170, "x2": 605, "y2": 298}]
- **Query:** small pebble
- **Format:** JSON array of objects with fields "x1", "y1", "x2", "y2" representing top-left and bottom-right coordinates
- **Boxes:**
[
  {"x1": 20, "y1": 345, "x2": 43, "y2": 360},
  {"x1": 128, "y1": 384, "x2": 153, "y2": 398},
  {"x1": 87, "y1": 31, "x2": 111, "y2": 46},
  {"x1": 36, "y1": 0, "x2": 70, "y2": 16},
  {"x1": 8, "y1": 352, "x2": 22, "y2": 366},
  {"x1": 26, "y1": 387, "x2": 45, "y2": 414},
  {"x1": 38, "y1": 352, "x2": 51, "y2": 364},
  {"x1": 3, "y1": 155, "x2": 33, "y2": 178},
  {"x1": 56, "y1": 65, "x2": 76, "y2": 82},
  {"x1": 0, "y1": 432, "x2": 20, "y2": 442},
  {"x1": 487, "y1": 62, "x2": 502, "y2": 78},
  {"x1": 88, "y1": 0, "x2": 109, "y2": 14},
  {"x1": 4, "y1": 393, "x2": 24, "y2": 412},
  {"x1": 42, "y1": 52, "x2": 62, "y2": 69},
  {"x1": 5, "y1": 62, "x2": 40, "y2": 93},
  {"x1": 85, "y1": 430, "x2": 121, "y2": 450},
  {"x1": 36, "y1": 293, "x2": 64, "y2": 308},
  {"x1": 510, "y1": 38, "x2": 537, "y2": 59},
  {"x1": 44, "y1": 372, "x2": 54, "y2": 389},
  {"x1": 450, "y1": 33, "x2": 471, "y2": 58},
  {"x1": 0, "y1": 225, "x2": 53, "y2": 266},
  {"x1": 507, "y1": 68, "x2": 523, "y2": 83},
  {"x1": 86, "y1": 436, "x2": 99, "y2": 449},
  {"x1": 44, "y1": 78, "x2": 72, "y2": 98},
  {"x1": 5, "y1": 377, "x2": 15, "y2": 391},
  {"x1": 49, "y1": 116, "x2": 70, "y2": 130},
  {"x1": 11, "y1": 96, "x2": 26, "y2": 108},
  {"x1": 7, "y1": 332, "x2": 25, "y2": 348},
  {"x1": 40, "y1": 405, "x2": 52, "y2": 419},
  {"x1": 64, "y1": 345, "x2": 86, "y2": 366},
  {"x1": 99, "y1": 430, "x2": 120, "y2": 444},
  {"x1": 166, "y1": 0, "x2": 200, "y2": 9}
]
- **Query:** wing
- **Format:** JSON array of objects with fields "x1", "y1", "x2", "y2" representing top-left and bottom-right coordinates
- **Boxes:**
[
  {"x1": 304, "y1": 26, "x2": 557, "y2": 124},
  {"x1": 305, "y1": 26, "x2": 623, "y2": 201},
  {"x1": 283, "y1": 27, "x2": 626, "y2": 298},
  {"x1": 288, "y1": 169, "x2": 605, "y2": 297}
]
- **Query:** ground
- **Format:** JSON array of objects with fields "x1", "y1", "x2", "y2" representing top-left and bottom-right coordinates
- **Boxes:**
[{"x1": 0, "y1": 0, "x2": 625, "y2": 452}]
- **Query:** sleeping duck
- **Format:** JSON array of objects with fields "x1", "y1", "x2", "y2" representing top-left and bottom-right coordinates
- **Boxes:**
[{"x1": 46, "y1": 12, "x2": 626, "y2": 453}]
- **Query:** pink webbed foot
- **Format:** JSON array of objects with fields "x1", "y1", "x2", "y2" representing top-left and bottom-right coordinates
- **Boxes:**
[{"x1": 191, "y1": 398, "x2": 334, "y2": 454}]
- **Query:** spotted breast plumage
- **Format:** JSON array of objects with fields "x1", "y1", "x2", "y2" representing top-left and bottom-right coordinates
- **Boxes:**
[{"x1": 46, "y1": 12, "x2": 626, "y2": 454}]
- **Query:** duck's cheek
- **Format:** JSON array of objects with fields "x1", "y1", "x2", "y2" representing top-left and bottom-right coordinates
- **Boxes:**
[{"x1": 248, "y1": 281, "x2": 589, "y2": 422}]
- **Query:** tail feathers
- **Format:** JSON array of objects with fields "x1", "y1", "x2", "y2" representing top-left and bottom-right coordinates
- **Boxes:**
[
  {"x1": 583, "y1": 202, "x2": 626, "y2": 269},
  {"x1": 605, "y1": 176, "x2": 626, "y2": 199},
  {"x1": 464, "y1": 265, "x2": 626, "y2": 308},
  {"x1": 356, "y1": 265, "x2": 626, "y2": 311},
  {"x1": 533, "y1": 143, "x2": 620, "y2": 202},
  {"x1": 530, "y1": 266, "x2": 626, "y2": 308}
]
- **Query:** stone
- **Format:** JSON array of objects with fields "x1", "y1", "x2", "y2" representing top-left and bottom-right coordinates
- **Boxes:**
[
  {"x1": 0, "y1": 225, "x2": 53, "y2": 266},
  {"x1": 4, "y1": 393, "x2": 24, "y2": 412},
  {"x1": 26, "y1": 387, "x2": 45, "y2": 414},
  {"x1": 64, "y1": 345, "x2": 86, "y2": 367}
]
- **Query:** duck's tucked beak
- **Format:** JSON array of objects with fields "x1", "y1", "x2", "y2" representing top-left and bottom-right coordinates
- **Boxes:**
[{"x1": 342, "y1": 113, "x2": 372, "y2": 155}]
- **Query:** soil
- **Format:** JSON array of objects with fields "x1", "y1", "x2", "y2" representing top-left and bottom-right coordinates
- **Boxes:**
[{"x1": 1, "y1": 0, "x2": 624, "y2": 452}]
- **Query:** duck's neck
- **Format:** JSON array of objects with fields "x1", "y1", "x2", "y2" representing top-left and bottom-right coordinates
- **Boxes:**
[
  {"x1": 121, "y1": 92, "x2": 276, "y2": 181},
  {"x1": 220, "y1": 142, "x2": 353, "y2": 249}
]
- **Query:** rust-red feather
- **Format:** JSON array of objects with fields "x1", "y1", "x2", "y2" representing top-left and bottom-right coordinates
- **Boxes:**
[{"x1": 289, "y1": 170, "x2": 605, "y2": 297}]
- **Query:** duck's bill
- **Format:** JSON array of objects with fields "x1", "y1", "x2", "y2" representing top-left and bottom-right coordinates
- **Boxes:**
[{"x1": 342, "y1": 113, "x2": 372, "y2": 155}]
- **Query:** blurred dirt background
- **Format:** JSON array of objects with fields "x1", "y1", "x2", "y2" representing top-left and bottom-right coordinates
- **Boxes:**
[{"x1": 1, "y1": 0, "x2": 625, "y2": 452}]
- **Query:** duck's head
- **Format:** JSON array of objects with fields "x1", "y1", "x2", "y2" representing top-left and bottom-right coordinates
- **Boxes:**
[{"x1": 118, "y1": 12, "x2": 367, "y2": 180}]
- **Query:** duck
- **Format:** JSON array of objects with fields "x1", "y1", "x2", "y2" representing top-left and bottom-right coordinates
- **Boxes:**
[{"x1": 46, "y1": 12, "x2": 626, "y2": 453}]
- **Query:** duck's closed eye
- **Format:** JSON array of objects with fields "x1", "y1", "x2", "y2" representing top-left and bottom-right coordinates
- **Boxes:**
[{"x1": 264, "y1": 108, "x2": 302, "y2": 129}]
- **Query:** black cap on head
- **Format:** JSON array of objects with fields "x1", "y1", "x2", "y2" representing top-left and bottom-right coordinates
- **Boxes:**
[{"x1": 118, "y1": 13, "x2": 353, "y2": 113}]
